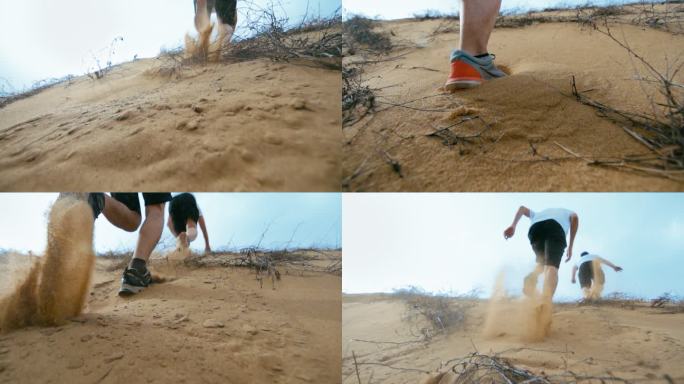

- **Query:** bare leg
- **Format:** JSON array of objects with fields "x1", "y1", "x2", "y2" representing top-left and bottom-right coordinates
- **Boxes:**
[
  {"x1": 178, "y1": 232, "x2": 189, "y2": 249},
  {"x1": 542, "y1": 266, "x2": 559, "y2": 299},
  {"x1": 590, "y1": 260, "x2": 605, "y2": 300},
  {"x1": 129, "y1": 203, "x2": 165, "y2": 265},
  {"x1": 102, "y1": 195, "x2": 141, "y2": 232},
  {"x1": 186, "y1": 219, "x2": 198, "y2": 243},
  {"x1": 217, "y1": 22, "x2": 234, "y2": 42},
  {"x1": 166, "y1": 215, "x2": 177, "y2": 237},
  {"x1": 460, "y1": 0, "x2": 502, "y2": 56},
  {"x1": 524, "y1": 263, "x2": 544, "y2": 296},
  {"x1": 195, "y1": 0, "x2": 211, "y2": 32}
]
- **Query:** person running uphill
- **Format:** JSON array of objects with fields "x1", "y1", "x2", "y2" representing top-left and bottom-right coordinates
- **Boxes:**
[
  {"x1": 572, "y1": 251, "x2": 623, "y2": 300},
  {"x1": 168, "y1": 193, "x2": 211, "y2": 254},
  {"x1": 504, "y1": 206, "x2": 579, "y2": 300}
]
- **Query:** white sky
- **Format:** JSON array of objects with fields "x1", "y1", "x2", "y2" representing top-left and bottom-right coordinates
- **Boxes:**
[
  {"x1": 343, "y1": 0, "x2": 631, "y2": 20},
  {"x1": 342, "y1": 193, "x2": 684, "y2": 301},
  {"x1": 0, "y1": 193, "x2": 341, "y2": 254},
  {"x1": 0, "y1": 0, "x2": 341, "y2": 93}
]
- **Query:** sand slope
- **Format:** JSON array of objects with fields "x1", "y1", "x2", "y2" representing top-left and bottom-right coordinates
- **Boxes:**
[
  {"x1": 342, "y1": 295, "x2": 684, "y2": 383},
  {"x1": 0, "y1": 254, "x2": 341, "y2": 383},
  {"x1": 0, "y1": 57, "x2": 341, "y2": 191},
  {"x1": 343, "y1": 14, "x2": 684, "y2": 191}
]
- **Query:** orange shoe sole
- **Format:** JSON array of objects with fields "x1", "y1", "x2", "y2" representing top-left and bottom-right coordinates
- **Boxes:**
[{"x1": 445, "y1": 60, "x2": 483, "y2": 91}]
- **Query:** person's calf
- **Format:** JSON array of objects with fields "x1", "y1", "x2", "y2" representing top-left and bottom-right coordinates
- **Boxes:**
[
  {"x1": 131, "y1": 203, "x2": 165, "y2": 264},
  {"x1": 590, "y1": 282, "x2": 604, "y2": 300},
  {"x1": 195, "y1": 0, "x2": 211, "y2": 32},
  {"x1": 217, "y1": 23, "x2": 234, "y2": 50},
  {"x1": 523, "y1": 264, "x2": 543, "y2": 297},
  {"x1": 542, "y1": 266, "x2": 559, "y2": 300}
]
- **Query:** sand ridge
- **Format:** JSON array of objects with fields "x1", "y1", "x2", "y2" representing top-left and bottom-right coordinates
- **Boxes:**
[
  {"x1": 342, "y1": 294, "x2": 684, "y2": 383},
  {"x1": 0, "y1": 54, "x2": 341, "y2": 191},
  {"x1": 0, "y1": 253, "x2": 341, "y2": 383},
  {"x1": 343, "y1": 14, "x2": 684, "y2": 191}
]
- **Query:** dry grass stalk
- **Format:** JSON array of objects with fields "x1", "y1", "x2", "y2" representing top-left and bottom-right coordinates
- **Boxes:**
[
  {"x1": 224, "y1": 1, "x2": 341, "y2": 69},
  {"x1": 393, "y1": 287, "x2": 475, "y2": 336},
  {"x1": 569, "y1": 18, "x2": 684, "y2": 181},
  {"x1": 343, "y1": 15, "x2": 393, "y2": 55}
]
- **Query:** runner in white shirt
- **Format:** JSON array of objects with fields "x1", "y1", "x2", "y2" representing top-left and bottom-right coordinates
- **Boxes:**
[
  {"x1": 503, "y1": 206, "x2": 579, "y2": 301},
  {"x1": 571, "y1": 251, "x2": 623, "y2": 300}
]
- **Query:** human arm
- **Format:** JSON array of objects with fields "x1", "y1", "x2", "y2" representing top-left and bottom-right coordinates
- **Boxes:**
[
  {"x1": 198, "y1": 215, "x2": 211, "y2": 253},
  {"x1": 504, "y1": 206, "x2": 531, "y2": 239},
  {"x1": 597, "y1": 256, "x2": 622, "y2": 272},
  {"x1": 565, "y1": 212, "x2": 578, "y2": 262},
  {"x1": 571, "y1": 265, "x2": 578, "y2": 284}
]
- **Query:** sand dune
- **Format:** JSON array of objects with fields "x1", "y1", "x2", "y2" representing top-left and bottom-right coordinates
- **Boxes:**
[
  {"x1": 0, "y1": 55, "x2": 341, "y2": 191},
  {"x1": 343, "y1": 6, "x2": 684, "y2": 191},
  {"x1": 0, "y1": 252, "x2": 341, "y2": 383},
  {"x1": 342, "y1": 294, "x2": 684, "y2": 383}
]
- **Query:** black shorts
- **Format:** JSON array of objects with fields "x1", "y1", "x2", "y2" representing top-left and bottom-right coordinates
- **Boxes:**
[
  {"x1": 578, "y1": 260, "x2": 605, "y2": 288},
  {"x1": 111, "y1": 193, "x2": 172, "y2": 215},
  {"x1": 168, "y1": 193, "x2": 200, "y2": 235},
  {"x1": 194, "y1": 0, "x2": 238, "y2": 27},
  {"x1": 528, "y1": 219, "x2": 567, "y2": 269}
]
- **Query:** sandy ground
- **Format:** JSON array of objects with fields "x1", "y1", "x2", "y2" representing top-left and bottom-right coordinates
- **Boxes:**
[
  {"x1": 342, "y1": 294, "x2": 684, "y2": 383},
  {"x1": 0, "y1": 56, "x2": 341, "y2": 191},
  {"x1": 343, "y1": 7, "x2": 684, "y2": 191},
  {"x1": 0, "y1": 252, "x2": 341, "y2": 383}
]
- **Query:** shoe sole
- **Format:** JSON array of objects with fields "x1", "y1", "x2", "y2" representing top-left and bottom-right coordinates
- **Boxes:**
[
  {"x1": 445, "y1": 80, "x2": 482, "y2": 91},
  {"x1": 118, "y1": 283, "x2": 146, "y2": 297}
]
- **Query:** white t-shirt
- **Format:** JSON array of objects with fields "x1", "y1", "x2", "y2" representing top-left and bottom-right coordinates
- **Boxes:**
[
  {"x1": 529, "y1": 208, "x2": 575, "y2": 236},
  {"x1": 576, "y1": 254, "x2": 598, "y2": 268}
]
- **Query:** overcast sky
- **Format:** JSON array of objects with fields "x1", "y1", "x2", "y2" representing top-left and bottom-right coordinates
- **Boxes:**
[
  {"x1": 343, "y1": 193, "x2": 684, "y2": 301},
  {"x1": 0, "y1": 193, "x2": 341, "y2": 254},
  {"x1": 0, "y1": 0, "x2": 341, "y2": 93},
  {"x1": 344, "y1": 0, "x2": 633, "y2": 20}
]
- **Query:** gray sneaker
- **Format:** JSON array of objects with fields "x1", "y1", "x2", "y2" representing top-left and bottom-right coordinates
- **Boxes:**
[
  {"x1": 118, "y1": 267, "x2": 152, "y2": 296},
  {"x1": 445, "y1": 50, "x2": 506, "y2": 91}
]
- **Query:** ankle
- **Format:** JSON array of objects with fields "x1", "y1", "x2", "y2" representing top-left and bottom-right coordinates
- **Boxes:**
[
  {"x1": 129, "y1": 257, "x2": 147, "y2": 273},
  {"x1": 460, "y1": 42, "x2": 489, "y2": 58}
]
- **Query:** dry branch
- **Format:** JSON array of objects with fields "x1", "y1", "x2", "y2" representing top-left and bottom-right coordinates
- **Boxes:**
[{"x1": 224, "y1": 1, "x2": 341, "y2": 69}]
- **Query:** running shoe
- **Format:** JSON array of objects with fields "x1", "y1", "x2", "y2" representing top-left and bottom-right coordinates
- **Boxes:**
[
  {"x1": 445, "y1": 50, "x2": 506, "y2": 91},
  {"x1": 118, "y1": 267, "x2": 152, "y2": 296}
]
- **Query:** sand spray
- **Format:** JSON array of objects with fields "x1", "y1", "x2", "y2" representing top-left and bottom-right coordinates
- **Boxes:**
[
  {"x1": 185, "y1": 23, "x2": 225, "y2": 62},
  {"x1": 0, "y1": 197, "x2": 95, "y2": 333},
  {"x1": 482, "y1": 270, "x2": 553, "y2": 342}
]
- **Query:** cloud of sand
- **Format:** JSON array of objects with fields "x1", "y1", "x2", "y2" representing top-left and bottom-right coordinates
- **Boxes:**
[
  {"x1": 482, "y1": 272, "x2": 552, "y2": 342},
  {"x1": 184, "y1": 24, "x2": 225, "y2": 62},
  {"x1": 0, "y1": 197, "x2": 95, "y2": 333}
]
